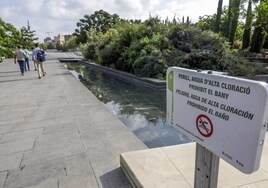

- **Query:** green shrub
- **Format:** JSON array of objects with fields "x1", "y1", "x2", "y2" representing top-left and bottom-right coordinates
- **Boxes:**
[
  {"x1": 132, "y1": 55, "x2": 166, "y2": 79},
  {"x1": 220, "y1": 53, "x2": 255, "y2": 77},
  {"x1": 85, "y1": 42, "x2": 98, "y2": 60},
  {"x1": 83, "y1": 16, "x2": 262, "y2": 79}
]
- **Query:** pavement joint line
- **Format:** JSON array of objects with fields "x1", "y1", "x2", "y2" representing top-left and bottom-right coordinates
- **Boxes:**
[
  {"x1": 160, "y1": 147, "x2": 192, "y2": 187},
  {"x1": 73, "y1": 117, "x2": 87, "y2": 152},
  {"x1": 19, "y1": 151, "x2": 26, "y2": 170},
  {"x1": 88, "y1": 158, "x2": 100, "y2": 188}
]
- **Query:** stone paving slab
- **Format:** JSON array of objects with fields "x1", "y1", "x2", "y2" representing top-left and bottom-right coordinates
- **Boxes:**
[
  {"x1": 0, "y1": 129, "x2": 43, "y2": 143},
  {"x1": 0, "y1": 172, "x2": 7, "y2": 188},
  {"x1": 120, "y1": 133, "x2": 268, "y2": 188},
  {"x1": 0, "y1": 138, "x2": 35, "y2": 156},
  {"x1": 59, "y1": 175, "x2": 98, "y2": 188},
  {"x1": 0, "y1": 125, "x2": 11, "y2": 135},
  {"x1": 0, "y1": 53, "x2": 147, "y2": 188},
  {"x1": 0, "y1": 152, "x2": 24, "y2": 171}
]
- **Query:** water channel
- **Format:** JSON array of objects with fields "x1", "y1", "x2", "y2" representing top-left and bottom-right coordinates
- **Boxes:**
[{"x1": 65, "y1": 62, "x2": 191, "y2": 148}]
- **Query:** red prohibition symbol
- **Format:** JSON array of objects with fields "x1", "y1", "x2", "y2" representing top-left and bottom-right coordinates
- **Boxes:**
[{"x1": 196, "y1": 114, "x2": 213, "y2": 137}]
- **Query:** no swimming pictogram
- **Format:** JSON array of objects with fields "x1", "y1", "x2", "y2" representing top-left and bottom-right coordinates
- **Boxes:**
[{"x1": 196, "y1": 114, "x2": 213, "y2": 137}]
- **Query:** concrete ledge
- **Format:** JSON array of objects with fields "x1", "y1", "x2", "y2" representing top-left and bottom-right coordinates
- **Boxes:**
[
  {"x1": 120, "y1": 133, "x2": 268, "y2": 188},
  {"x1": 67, "y1": 61, "x2": 166, "y2": 91},
  {"x1": 58, "y1": 58, "x2": 82, "y2": 62}
]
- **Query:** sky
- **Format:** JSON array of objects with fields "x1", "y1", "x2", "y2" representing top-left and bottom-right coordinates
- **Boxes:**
[{"x1": 0, "y1": 0, "x2": 227, "y2": 42}]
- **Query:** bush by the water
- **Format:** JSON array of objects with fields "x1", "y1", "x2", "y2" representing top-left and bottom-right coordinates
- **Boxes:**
[{"x1": 82, "y1": 18, "x2": 268, "y2": 79}]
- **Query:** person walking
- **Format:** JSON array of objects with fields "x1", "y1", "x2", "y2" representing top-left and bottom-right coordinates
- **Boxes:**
[
  {"x1": 22, "y1": 46, "x2": 31, "y2": 71},
  {"x1": 32, "y1": 43, "x2": 46, "y2": 79},
  {"x1": 31, "y1": 47, "x2": 37, "y2": 71},
  {"x1": 14, "y1": 45, "x2": 27, "y2": 76}
]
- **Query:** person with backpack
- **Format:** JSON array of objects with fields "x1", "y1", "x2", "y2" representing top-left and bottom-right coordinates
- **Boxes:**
[{"x1": 32, "y1": 43, "x2": 46, "y2": 79}]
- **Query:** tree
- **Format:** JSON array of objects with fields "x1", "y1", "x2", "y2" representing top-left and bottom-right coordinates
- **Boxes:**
[
  {"x1": 215, "y1": 0, "x2": 223, "y2": 33},
  {"x1": 0, "y1": 17, "x2": 21, "y2": 57},
  {"x1": 196, "y1": 15, "x2": 216, "y2": 31},
  {"x1": 250, "y1": 0, "x2": 268, "y2": 53},
  {"x1": 225, "y1": 0, "x2": 233, "y2": 38},
  {"x1": 242, "y1": 0, "x2": 253, "y2": 49},
  {"x1": 56, "y1": 41, "x2": 63, "y2": 51},
  {"x1": 20, "y1": 21, "x2": 38, "y2": 49},
  {"x1": 74, "y1": 10, "x2": 121, "y2": 44},
  {"x1": 46, "y1": 42, "x2": 55, "y2": 49},
  {"x1": 65, "y1": 36, "x2": 78, "y2": 50},
  {"x1": 228, "y1": 0, "x2": 242, "y2": 45}
]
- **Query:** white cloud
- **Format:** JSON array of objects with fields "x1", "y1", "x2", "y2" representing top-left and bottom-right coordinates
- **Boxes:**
[
  {"x1": 0, "y1": 0, "x2": 227, "y2": 42},
  {"x1": 23, "y1": 0, "x2": 44, "y2": 13},
  {"x1": 1, "y1": 6, "x2": 20, "y2": 19}
]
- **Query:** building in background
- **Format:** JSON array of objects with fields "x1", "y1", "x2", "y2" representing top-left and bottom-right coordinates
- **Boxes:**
[
  {"x1": 54, "y1": 34, "x2": 65, "y2": 45},
  {"x1": 44, "y1": 34, "x2": 72, "y2": 46}
]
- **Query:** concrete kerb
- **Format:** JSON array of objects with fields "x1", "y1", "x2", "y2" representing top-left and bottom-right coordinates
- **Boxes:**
[{"x1": 58, "y1": 59, "x2": 166, "y2": 91}]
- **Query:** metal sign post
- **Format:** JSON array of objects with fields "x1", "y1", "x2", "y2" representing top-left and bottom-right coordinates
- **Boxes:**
[
  {"x1": 194, "y1": 71, "x2": 219, "y2": 188},
  {"x1": 194, "y1": 143, "x2": 219, "y2": 188},
  {"x1": 194, "y1": 71, "x2": 220, "y2": 188}
]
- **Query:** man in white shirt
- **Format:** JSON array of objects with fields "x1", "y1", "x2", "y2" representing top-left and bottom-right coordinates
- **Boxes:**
[{"x1": 14, "y1": 45, "x2": 27, "y2": 76}]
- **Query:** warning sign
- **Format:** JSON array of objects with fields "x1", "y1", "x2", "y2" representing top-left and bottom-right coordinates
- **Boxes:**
[
  {"x1": 196, "y1": 114, "x2": 213, "y2": 137},
  {"x1": 166, "y1": 67, "x2": 268, "y2": 174}
]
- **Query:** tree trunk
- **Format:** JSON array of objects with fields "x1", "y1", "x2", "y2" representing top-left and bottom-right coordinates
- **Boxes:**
[
  {"x1": 250, "y1": 27, "x2": 266, "y2": 53},
  {"x1": 250, "y1": 0, "x2": 267, "y2": 53},
  {"x1": 224, "y1": 0, "x2": 233, "y2": 38},
  {"x1": 215, "y1": 0, "x2": 223, "y2": 33},
  {"x1": 242, "y1": 0, "x2": 253, "y2": 49},
  {"x1": 228, "y1": 0, "x2": 242, "y2": 45}
]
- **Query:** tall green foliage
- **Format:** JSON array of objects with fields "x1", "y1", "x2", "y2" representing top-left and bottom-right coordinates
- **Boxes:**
[
  {"x1": 20, "y1": 23, "x2": 38, "y2": 50},
  {"x1": 250, "y1": 0, "x2": 268, "y2": 52},
  {"x1": 228, "y1": 0, "x2": 242, "y2": 45},
  {"x1": 0, "y1": 17, "x2": 21, "y2": 58},
  {"x1": 74, "y1": 10, "x2": 121, "y2": 44},
  {"x1": 79, "y1": 10, "x2": 264, "y2": 79},
  {"x1": 242, "y1": 0, "x2": 253, "y2": 49},
  {"x1": 215, "y1": 0, "x2": 223, "y2": 33}
]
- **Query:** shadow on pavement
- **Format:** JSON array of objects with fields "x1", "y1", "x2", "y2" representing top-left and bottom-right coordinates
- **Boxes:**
[
  {"x1": 0, "y1": 71, "x2": 20, "y2": 74},
  {"x1": 0, "y1": 78, "x2": 35, "y2": 83},
  {"x1": 100, "y1": 167, "x2": 131, "y2": 188}
]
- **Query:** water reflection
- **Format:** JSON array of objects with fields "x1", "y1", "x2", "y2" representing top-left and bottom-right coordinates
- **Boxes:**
[{"x1": 66, "y1": 63, "x2": 191, "y2": 148}]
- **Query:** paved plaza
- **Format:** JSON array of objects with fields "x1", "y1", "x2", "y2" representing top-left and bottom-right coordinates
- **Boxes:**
[{"x1": 0, "y1": 52, "x2": 147, "y2": 188}]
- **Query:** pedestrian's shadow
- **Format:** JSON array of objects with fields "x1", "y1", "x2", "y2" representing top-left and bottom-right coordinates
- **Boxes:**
[
  {"x1": 99, "y1": 167, "x2": 131, "y2": 188},
  {"x1": 0, "y1": 78, "x2": 34, "y2": 83},
  {"x1": 0, "y1": 71, "x2": 20, "y2": 74},
  {"x1": 0, "y1": 74, "x2": 19, "y2": 78}
]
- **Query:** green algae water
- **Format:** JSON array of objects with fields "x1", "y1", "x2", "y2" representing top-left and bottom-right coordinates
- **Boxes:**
[{"x1": 66, "y1": 63, "x2": 191, "y2": 148}]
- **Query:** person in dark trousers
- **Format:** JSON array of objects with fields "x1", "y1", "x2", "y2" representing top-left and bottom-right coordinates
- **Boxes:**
[
  {"x1": 22, "y1": 46, "x2": 31, "y2": 71},
  {"x1": 14, "y1": 45, "x2": 27, "y2": 76}
]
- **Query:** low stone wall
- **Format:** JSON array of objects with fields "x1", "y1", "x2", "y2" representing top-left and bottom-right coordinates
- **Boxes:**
[
  {"x1": 78, "y1": 61, "x2": 166, "y2": 91},
  {"x1": 253, "y1": 75, "x2": 268, "y2": 83}
]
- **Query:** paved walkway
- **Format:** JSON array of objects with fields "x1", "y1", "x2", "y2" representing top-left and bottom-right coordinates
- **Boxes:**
[{"x1": 0, "y1": 52, "x2": 147, "y2": 188}]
